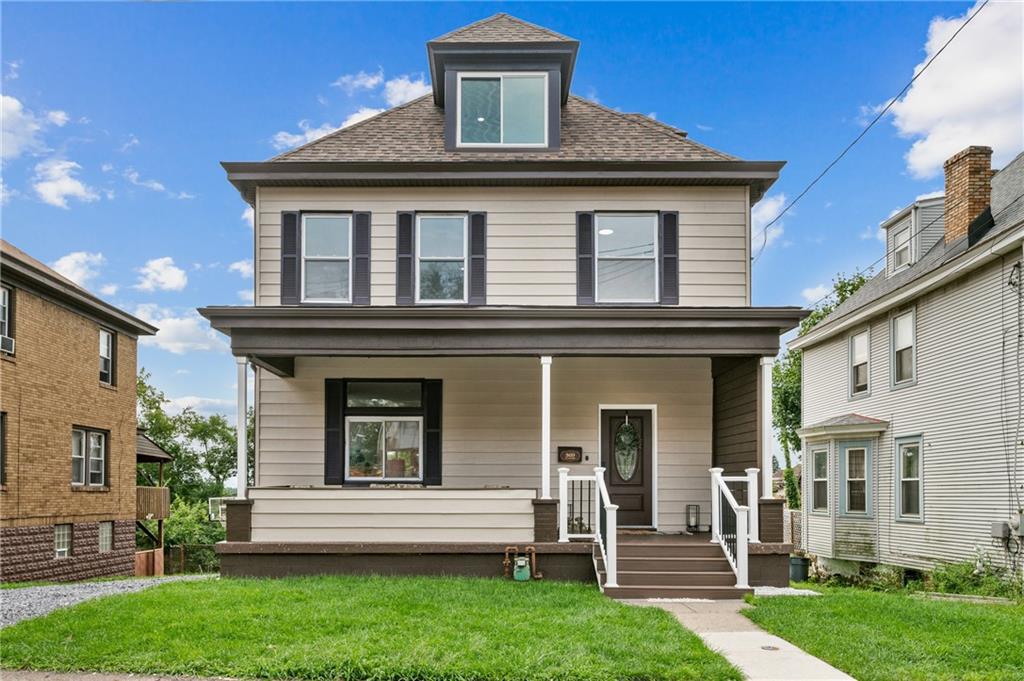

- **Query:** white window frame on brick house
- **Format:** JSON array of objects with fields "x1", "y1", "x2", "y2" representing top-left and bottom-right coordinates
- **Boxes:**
[
  {"x1": 99, "y1": 521, "x2": 114, "y2": 552},
  {"x1": 54, "y1": 524, "x2": 72, "y2": 558},
  {"x1": 99, "y1": 328, "x2": 114, "y2": 385},
  {"x1": 72, "y1": 427, "x2": 106, "y2": 487}
]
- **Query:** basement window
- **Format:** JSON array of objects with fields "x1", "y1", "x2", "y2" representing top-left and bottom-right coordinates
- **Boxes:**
[
  {"x1": 54, "y1": 524, "x2": 72, "y2": 558},
  {"x1": 99, "y1": 521, "x2": 114, "y2": 553},
  {"x1": 457, "y1": 73, "x2": 548, "y2": 147}
]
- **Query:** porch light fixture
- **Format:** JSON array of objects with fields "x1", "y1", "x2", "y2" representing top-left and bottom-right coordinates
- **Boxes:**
[{"x1": 686, "y1": 504, "x2": 700, "y2": 533}]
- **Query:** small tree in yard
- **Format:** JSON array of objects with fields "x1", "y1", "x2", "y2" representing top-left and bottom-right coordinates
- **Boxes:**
[{"x1": 773, "y1": 270, "x2": 870, "y2": 509}]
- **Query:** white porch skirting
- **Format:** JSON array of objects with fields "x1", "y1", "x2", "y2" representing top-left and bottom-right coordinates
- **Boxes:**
[{"x1": 248, "y1": 487, "x2": 536, "y2": 543}]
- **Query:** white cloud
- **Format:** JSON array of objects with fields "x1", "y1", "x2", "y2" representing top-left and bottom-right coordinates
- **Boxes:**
[
  {"x1": 801, "y1": 284, "x2": 830, "y2": 304},
  {"x1": 5, "y1": 60, "x2": 21, "y2": 81},
  {"x1": 383, "y1": 74, "x2": 431, "y2": 107},
  {"x1": 228, "y1": 259, "x2": 254, "y2": 278},
  {"x1": 46, "y1": 110, "x2": 69, "y2": 127},
  {"x1": 342, "y1": 107, "x2": 385, "y2": 128},
  {"x1": 32, "y1": 158, "x2": 99, "y2": 208},
  {"x1": 51, "y1": 251, "x2": 105, "y2": 286},
  {"x1": 241, "y1": 205, "x2": 254, "y2": 229},
  {"x1": 135, "y1": 256, "x2": 188, "y2": 292},
  {"x1": 134, "y1": 304, "x2": 227, "y2": 355},
  {"x1": 166, "y1": 395, "x2": 234, "y2": 417},
  {"x1": 860, "y1": 225, "x2": 886, "y2": 242},
  {"x1": 101, "y1": 163, "x2": 114, "y2": 173},
  {"x1": 752, "y1": 193, "x2": 787, "y2": 250},
  {"x1": 331, "y1": 68, "x2": 384, "y2": 94},
  {"x1": 175, "y1": 369, "x2": 191, "y2": 375},
  {"x1": 176, "y1": 191, "x2": 196, "y2": 200},
  {"x1": 2, "y1": 95, "x2": 46, "y2": 161},
  {"x1": 238, "y1": 289, "x2": 255, "y2": 304},
  {"x1": 915, "y1": 189, "x2": 944, "y2": 200},
  {"x1": 695, "y1": 123, "x2": 713, "y2": 132},
  {"x1": 271, "y1": 120, "x2": 339, "y2": 150},
  {"x1": 99, "y1": 283, "x2": 119, "y2": 296},
  {"x1": 883, "y1": 0, "x2": 1023, "y2": 178},
  {"x1": 124, "y1": 167, "x2": 165, "y2": 192},
  {"x1": 120, "y1": 134, "x2": 139, "y2": 153}
]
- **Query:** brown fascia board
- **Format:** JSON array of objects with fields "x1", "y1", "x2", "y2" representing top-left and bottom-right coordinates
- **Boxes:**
[
  {"x1": 2, "y1": 254, "x2": 157, "y2": 337},
  {"x1": 222, "y1": 160, "x2": 786, "y2": 204}
]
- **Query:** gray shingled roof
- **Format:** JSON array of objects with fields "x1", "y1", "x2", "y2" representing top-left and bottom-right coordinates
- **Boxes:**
[
  {"x1": 806, "y1": 414, "x2": 888, "y2": 429},
  {"x1": 431, "y1": 13, "x2": 575, "y2": 44},
  {"x1": 273, "y1": 94, "x2": 738, "y2": 163},
  {"x1": 806, "y1": 151, "x2": 1024, "y2": 338}
]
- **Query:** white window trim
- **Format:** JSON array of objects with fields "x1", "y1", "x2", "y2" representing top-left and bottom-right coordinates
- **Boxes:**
[
  {"x1": 594, "y1": 213, "x2": 660, "y2": 304},
  {"x1": 344, "y1": 415, "x2": 425, "y2": 482},
  {"x1": 88, "y1": 431, "x2": 106, "y2": 486},
  {"x1": 301, "y1": 213, "x2": 353, "y2": 304},
  {"x1": 99, "y1": 328, "x2": 113, "y2": 385},
  {"x1": 415, "y1": 213, "x2": 468, "y2": 304},
  {"x1": 892, "y1": 226, "x2": 913, "y2": 271},
  {"x1": 455, "y1": 72, "x2": 549, "y2": 148},
  {"x1": 54, "y1": 524, "x2": 71, "y2": 559},
  {"x1": 896, "y1": 436, "x2": 924, "y2": 521},
  {"x1": 891, "y1": 308, "x2": 917, "y2": 387},
  {"x1": 845, "y1": 447, "x2": 868, "y2": 515},
  {"x1": 811, "y1": 448, "x2": 829, "y2": 514},
  {"x1": 1, "y1": 286, "x2": 9, "y2": 338},
  {"x1": 72, "y1": 428, "x2": 105, "y2": 487},
  {"x1": 848, "y1": 329, "x2": 870, "y2": 399}
]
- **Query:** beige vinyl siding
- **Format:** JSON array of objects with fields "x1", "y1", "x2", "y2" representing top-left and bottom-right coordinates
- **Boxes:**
[
  {"x1": 255, "y1": 186, "x2": 750, "y2": 307},
  {"x1": 248, "y1": 488, "x2": 535, "y2": 543},
  {"x1": 256, "y1": 356, "x2": 713, "y2": 533},
  {"x1": 801, "y1": 255, "x2": 1022, "y2": 571}
]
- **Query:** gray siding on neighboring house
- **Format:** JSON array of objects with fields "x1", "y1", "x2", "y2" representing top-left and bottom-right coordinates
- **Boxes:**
[
  {"x1": 916, "y1": 201, "x2": 945, "y2": 261},
  {"x1": 255, "y1": 356, "x2": 715, "y2": 533},
  {"x1": 801, "y1": 255, "x2": 1022, "y2": 571},
  {"x1": 885, "y1": 212, "x2": 912, "y2": 277},
  {"x1": 255, "y1": 186, "x2": 751, "y2": 307}
]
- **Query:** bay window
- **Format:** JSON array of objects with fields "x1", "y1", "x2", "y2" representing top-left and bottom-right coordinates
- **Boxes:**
[
  {"x1": 458, "y1": 73, "x2": 547, "y2": 147},
  {"x1": 844, "y1": 446, "x2": 868, "y2": 514},
  {"x1": 302, "y1": 214, "x2": 352, "y2": 303},
  {"x1": 417, "y1": 214, "x2": 467, "y2": 303},
  {"x1": 595, "y1": 213, "x2": 658, "y2": 303}
]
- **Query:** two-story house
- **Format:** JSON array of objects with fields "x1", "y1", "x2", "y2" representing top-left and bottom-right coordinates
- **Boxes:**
[
  {"x1": 791, "y1": 146, "x2": 1024, "y2": 578},
  {"x1": 0, "y1": 240, "x2": 159, "y2": 582},
  {"x1": 201, "y1": 14, "x2": 805, "y2": 598}
]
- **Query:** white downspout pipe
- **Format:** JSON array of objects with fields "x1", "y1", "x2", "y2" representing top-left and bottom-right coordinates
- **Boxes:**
[
  {"x1": 235, "y1": 356, "x2": 248, "y2": 499},
  {"x1": 760, "y1": 356, "x2": 775, "y2": 499},
  {"x1": 541, "y1": 355, "x2": 553, "y2": 499}
]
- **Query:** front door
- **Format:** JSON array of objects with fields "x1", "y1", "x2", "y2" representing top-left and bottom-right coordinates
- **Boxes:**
[{"x1": 600, "y1": 409, "x2": 653, "y2": 526}]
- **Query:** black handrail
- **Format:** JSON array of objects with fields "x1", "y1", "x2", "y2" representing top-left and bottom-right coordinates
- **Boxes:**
[{"x1": 720, "y1": 486, "x2": 738, "y2": 564}]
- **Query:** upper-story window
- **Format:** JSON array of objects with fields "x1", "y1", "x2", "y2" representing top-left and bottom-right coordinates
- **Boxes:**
[
  {"x1": 595, "y1": 213, "x2": 658, "y2": 303},
  {"x1": 849, "y1": 330, "x2": 869, "y2": 397},
  {"x1": 0, "y1": 285, "x2": 13, "y2": 355},
  {"x1": 302, "y1": 214, "x2": 352, "y2": 303},
  {"x1": 457, "y1": 73, "x2": 547, "y2": 147},
  {"x1": 892, "y1": 226, "x2": 912, "y2": 270},
  {"x1": 72, "y1": 427, "x2": 106, "y2": 487},
  {"x1": 417, "y1": 214, "x2": 467, "y2": 303},
  {"x1": 892, "y1": 310, "x2": 916, "y2": 385},
  {"x1": 99, "y1": 329, "x2": 115, "y2": 385}
]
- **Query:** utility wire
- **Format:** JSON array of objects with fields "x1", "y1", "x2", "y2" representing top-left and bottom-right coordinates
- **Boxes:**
[{"x1": 751, "y1": 0, "x2": 991, "y2": 264}]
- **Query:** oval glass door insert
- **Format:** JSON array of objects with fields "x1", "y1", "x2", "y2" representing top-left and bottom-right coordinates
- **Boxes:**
[{"x1": 614, "y1": 420, "x2": 641, "y2": 481}]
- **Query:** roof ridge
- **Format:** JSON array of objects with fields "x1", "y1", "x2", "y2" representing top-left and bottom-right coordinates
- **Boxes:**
[
  {"x1": 270, "y1": 94, "x2": 433, "y2": 161},
  {"x1": 568, "y1": 95, "x2": 738, "y2": 161},
  {"x1": 431, "y1": 12, "x2": 575, "y2": 43}
]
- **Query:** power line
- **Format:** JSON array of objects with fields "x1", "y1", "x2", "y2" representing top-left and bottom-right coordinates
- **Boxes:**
[{"x1": 751, "y1": 0, "x2": 991, "y2": 264}]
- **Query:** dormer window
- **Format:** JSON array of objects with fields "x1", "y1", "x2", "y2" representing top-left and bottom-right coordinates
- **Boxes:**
[
  {"x1": 893, "y1": 226, "x2": 912, "y2": 269},
  {"x1": 457, "y1": 73, "x2": 548, "y2": 147}
]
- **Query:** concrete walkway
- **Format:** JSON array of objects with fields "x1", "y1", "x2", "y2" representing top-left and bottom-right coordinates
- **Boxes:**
[{"x1": 628, "y1": 600, "x2": 855, "y2": 681}]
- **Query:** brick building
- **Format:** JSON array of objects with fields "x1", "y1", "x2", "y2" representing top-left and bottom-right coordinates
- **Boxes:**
[{"x1": 0, "y1": 240, "x2": 157, "y2": 582}]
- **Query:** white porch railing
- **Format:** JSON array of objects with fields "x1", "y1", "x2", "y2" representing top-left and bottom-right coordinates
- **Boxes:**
[
  {"x1": 558, "y1": 467, "x2": 618, "y2": 588},
  {"x1": 710, "y1": 467, "x2": 759, "y2": 589}
]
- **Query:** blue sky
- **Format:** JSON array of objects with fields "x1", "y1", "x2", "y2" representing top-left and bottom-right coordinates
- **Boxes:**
[{"x1": 2, "y1": 1, "x2": 1020, "y2": 423}]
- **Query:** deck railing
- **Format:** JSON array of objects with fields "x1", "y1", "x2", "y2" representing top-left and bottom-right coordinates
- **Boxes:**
[
  {"x1": 710, "y1": 467, "x2": 759, "y2": 589},
  {"x1": 558, "y1": 467, "x2": 618, "y2": 588},
  {"x1": 136, "y1": 486, "x2": 170, "y2": 520}
]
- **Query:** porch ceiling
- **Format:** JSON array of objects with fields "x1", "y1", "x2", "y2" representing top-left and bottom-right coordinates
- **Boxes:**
[{"x1": 198, "y1": 305, "x2": 806, "y2": 377}]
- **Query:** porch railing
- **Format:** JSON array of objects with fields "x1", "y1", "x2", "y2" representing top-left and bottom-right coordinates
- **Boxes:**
[
  {"x1": 558, "y1": 467, "x2": 618, "y2": 588},
  {"x1": 710, "y1": 467, "x2": 759, "y2": 589}
]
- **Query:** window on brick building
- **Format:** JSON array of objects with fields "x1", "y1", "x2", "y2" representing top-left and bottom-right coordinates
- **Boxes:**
[
  {"x1": 0, "y1": 411, "x2": 6, "y2": 484},
  {"x1": 55, "y1": 524, "x2": 72, "y2": 558},
  {"x1": 98, "y1": 521, "x2": 114, "y2": 552},
  {"x1": 99, "y1": 328, "x2": 116, "y2": 385},
  {"x1": 72, "y1": 428, "x2": 106, "y2": 487}
]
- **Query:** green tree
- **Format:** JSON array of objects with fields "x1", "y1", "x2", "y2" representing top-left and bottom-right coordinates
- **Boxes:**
[
  {"x1": 180, "y1": 410, "x2": 236, "y2": 495},
  {"x1": 772, "y1": 270, "x2": 870, "y2": 509}
]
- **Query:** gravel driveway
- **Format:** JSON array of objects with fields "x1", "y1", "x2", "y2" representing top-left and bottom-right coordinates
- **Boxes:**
[{"x1": 1, "y1": 575, "x2": 213, "y2": 628}]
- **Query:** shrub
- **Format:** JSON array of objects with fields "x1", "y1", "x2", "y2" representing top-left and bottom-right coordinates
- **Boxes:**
[{"x1": 928, "y1": 556, "x2": 1022, "y2": 600}]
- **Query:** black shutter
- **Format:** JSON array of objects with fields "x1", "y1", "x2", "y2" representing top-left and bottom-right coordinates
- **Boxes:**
[
  {"x1": 352, "y1": 211, "x2": 372, "y2": 305},
  {"x1": 281, "y1": 211, "x2": 301, "y2": 305},
  {"x1": 468, "y1": 212, "x2": 487, "y2": 305},
  {"x1": 659, "y1": 211, "x2": 680, "y2": 305},
  {"x1": 423, "y1": 379, "x2": 443, "y2": 485},
  {"x1": 576, "y1": 212, "x2": 596, "y2": 305},
  {"x1": 396, "y1": 211, "x2": 416, "y2": 305},
  {"x1": 324, "y1": 379, "x2": 344, "y2": 485}
]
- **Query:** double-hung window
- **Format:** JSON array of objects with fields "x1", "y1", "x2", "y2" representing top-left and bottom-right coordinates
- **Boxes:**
[
  {"x1": 99, "y1": 329, "x2": 114, "y2": 385},
  {"x1": 892, "y1": 310, "x2": 916, "y2": 385},
  {"x1": 850, "y1": 331, "x2": 869, "y2": 396},
  {"x1": 54, "y1": 524, "x2": 72, "y2": 558},
  {"x1": 344, "y1": 381, "x2": 424, "y2": 482},
  {"x1": 1, "y1": 285, "x2": 13, "y2": 355},
  {"x1": 897, "y1": 439, "x2": 922, "y2": 519},
  {"x1": 811, "y1": 449, "x2": 829, "y2": 512},
  {"x1": 845, "y1": 447, "x2": 868, "y2": 514},
  {"x1": 302, "y1": 214, "x2": 352, "y2": 303},
  {"x1": 893, "y1": 227, "x2": 912, "y2": 269},
  {"x1": 72, "y1": 428, "x2": 106, "y2": 486},
  {"x1": 458, "y1": 73, "x2": 547, "y2": 147},
  {"x1": 595, "y1": 213, "x2": 658, "y2": 303},
  {"x1": 417, "y1": 214, "x2": 467, "y2": 303}
]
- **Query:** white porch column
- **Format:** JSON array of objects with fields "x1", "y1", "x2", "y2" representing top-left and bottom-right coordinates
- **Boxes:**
[
  {"x1": 557, "y1": 467, "x2": 569, "y2": 542},
  {"x1": 760, "y1": 355, "x2": 775, "y2": 498},
  {"x1": 745, "y1": 467, "x2": 760, "y2": 542},
  {"x1": 710, "y1": 467, "x2": 723, "y2": 543},
  {"x1": 540, "y1": 356, "x2": 553, "y2": 499},
  {"x1": 236, "y1": 356, "x2": 248, "y2": 499}
]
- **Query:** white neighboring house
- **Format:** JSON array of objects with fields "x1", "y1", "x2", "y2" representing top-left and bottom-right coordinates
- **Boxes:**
[{"x1": 791, "y1": 146, "x2": 1024, "y2": 577}]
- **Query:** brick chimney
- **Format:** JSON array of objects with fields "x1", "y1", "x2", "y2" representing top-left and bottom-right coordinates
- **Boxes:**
[{"x1": 943, "y1": 146, "x2": 993, "y2": 243}]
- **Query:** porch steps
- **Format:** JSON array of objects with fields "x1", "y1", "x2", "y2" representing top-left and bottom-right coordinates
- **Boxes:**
[{"x1": 597, "y1": 533, "x2": 753, "y2": 600}]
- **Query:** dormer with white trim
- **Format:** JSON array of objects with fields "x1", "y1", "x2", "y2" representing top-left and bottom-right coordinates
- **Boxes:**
[{"x1": 881, "y1": 195, "x2": 945, "y2": 276}]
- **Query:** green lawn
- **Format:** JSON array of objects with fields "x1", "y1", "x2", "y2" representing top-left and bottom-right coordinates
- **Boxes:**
[
  {"x1": 745, "y1": 586, "x2": 1024, "y2": 681},
  {"x1": 1, "y1": 575, "x2": 740, "y2": 681}
]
